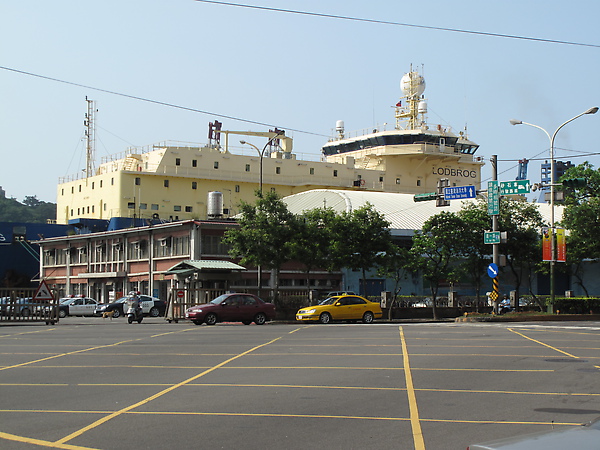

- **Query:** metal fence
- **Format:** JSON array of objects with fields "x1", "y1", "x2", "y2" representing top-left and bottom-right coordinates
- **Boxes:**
[{"x1": 0, "y1": 288, "x2": 59, "y2": 325}]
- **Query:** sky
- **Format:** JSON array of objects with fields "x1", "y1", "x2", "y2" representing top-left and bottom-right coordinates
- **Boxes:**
[{"x1": 1, "y1": 0, "x2": 599, "y2": 203}]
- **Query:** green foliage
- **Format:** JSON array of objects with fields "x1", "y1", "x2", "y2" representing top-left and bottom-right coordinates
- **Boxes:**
[
  {"x1": 223, "y1": 190, "x2": 295, "y2": 271},
  {"x1": 0, "y1": 195, "x2": 56, "y2": 223}
]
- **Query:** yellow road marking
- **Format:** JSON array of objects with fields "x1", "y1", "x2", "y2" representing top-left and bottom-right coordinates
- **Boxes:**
[
  {"x1": 0, "y1": 431, "x2": 97, "y2": 450},
  {"x1": 508, "y1": 328, "x2": 579, "y2": 358},
  {"x1": 0, "y1": 408, "x2": 584, "y2": 427},
  {"x1": 400, "y1": 326, "x2": 426, "y2": 450},
  {"x1": 0, "y1": 339, "x2": 139, "y2": 372},
  {"x1": 0, "y1": 328, "x2": 56, "y2": 338},
  {"x1": 54, "y1": 335, "x2": 283, "y2": 445}
]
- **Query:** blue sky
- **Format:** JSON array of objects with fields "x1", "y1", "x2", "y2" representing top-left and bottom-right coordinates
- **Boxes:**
[{"x1": 1, "y1": 0, "x2": 599, "y2": 203}]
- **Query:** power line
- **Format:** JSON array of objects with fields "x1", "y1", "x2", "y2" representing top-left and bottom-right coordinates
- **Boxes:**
[
  {"x1": 0, "y1": 65, "x2": 328, "y2": 138},
  {"x1": 196, "y1": 0, "x2": 600, "y2": 49}
]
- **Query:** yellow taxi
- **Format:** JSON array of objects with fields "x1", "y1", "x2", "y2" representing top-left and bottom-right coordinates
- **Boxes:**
[{"x1": 296, "y1": 294, "x2": 383, "y2": 324}]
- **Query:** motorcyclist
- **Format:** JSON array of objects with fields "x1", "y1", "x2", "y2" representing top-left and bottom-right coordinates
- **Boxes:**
[{"x1": 126, "y1": 291, "x2": 143, "y2": 322}]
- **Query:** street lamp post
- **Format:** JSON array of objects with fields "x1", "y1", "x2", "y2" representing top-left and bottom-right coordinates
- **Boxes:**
[
  {"x1": 240, "y1": 131, "x2": 284, "y2": 296},
  {"x1": 509, "y1": 107, "x2": 598, "y2": 308}
]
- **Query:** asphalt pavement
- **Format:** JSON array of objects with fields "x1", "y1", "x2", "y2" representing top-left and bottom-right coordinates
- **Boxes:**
[{"x1": 1, "y1": 317, "x2": 599, "y2": 449}]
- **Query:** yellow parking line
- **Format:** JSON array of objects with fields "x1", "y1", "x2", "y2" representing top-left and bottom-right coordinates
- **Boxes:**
[
  {"x1": 400, "y1": 326, "x2": 426, "y2": 450},
  {"x1": 0, "y1": 431, "x2": 97, "y2": 450},
  {"x1": 54, "y1": 335, "x2": 283, "y2": 446},
  {"x1": 508, "y1": 328, "x2": 579, "y2": 358},
  {"x1": 0, "y1": 408, "x2": 584, "y2": 427}
]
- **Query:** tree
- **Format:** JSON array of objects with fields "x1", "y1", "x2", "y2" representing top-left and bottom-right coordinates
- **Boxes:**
[
  {"x1": 407, "y1": 211, "x2": 469, "y2": 320},
  {"x1": 223, "y1": 191, "x2": 296, "y2": 304},
  {"x1": 376, "y1": 242, "x2": 413, "y2": 319},
  {"x1": 558, "y1": 163, "x2": 600, "y2": 295},
  {"x1": 288, "y1": 207, "x2": 338, "y2": 301},
  {"x1": 497, "y1": 199, "x2": 545, "y2": 306},
  {"x1": 456, "y1": 201, "x2": 493, "y2": 310},
  {"x1": 329, "y1": 204, "x2": 393, "y2": 296}
]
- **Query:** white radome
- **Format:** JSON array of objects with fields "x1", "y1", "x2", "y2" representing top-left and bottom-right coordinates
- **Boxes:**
[{"x1": 400, "y1": 72, "x2": 426, "y2": 97}]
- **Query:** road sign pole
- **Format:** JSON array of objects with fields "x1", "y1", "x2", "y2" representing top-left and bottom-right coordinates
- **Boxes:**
[{"x1": 491, "y1": 155, "x2": 500, "y2": 312}]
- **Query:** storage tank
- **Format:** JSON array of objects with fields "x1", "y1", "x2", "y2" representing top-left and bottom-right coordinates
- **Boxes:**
[{"x1": 207, "y1": 191, "x2": 223, "y2": 218}]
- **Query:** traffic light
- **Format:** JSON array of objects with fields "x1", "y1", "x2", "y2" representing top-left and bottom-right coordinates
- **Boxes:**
[
  {"x1": 562, "y1": 177, "x2": 587, "y2": 188},
  {"x1": 413, "y1": 193, "x2": 437, "y2": 202}
]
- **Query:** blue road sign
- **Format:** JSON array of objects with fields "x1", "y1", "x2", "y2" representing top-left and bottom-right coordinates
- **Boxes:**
[
  {"x1": 443, "y1": 185, "x2": 477, "y2": 200},
  {"x1": 487, "y1": 263, "x2": 499, "y2": 278}
]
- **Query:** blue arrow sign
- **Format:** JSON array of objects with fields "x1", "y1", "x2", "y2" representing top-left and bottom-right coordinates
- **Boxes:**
[
  {"x1": 487, "y1": 263, "x2": 499, "y2": 278},
  {"x1": 443, "y1": 185, "x2": 477, "y2": 200}
]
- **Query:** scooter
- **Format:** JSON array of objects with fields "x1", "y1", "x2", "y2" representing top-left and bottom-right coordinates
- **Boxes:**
[{"x1": 125, "y1": 298, "x2": 144, "y2": 324}]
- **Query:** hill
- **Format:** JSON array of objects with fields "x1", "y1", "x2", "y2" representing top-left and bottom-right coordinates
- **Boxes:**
[{"x1": 0, "y1": 195, "x2": 56, "y2": 223}]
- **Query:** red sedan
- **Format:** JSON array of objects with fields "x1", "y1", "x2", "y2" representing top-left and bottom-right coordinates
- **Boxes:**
[{"x1": 185, "y1": 293, "x2": 276, "y2": 325}]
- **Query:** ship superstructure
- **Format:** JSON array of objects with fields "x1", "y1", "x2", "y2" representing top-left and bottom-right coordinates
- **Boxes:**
[
  {"x1": 56, "y1": 69, "x2": 484, "y2": 225},
  {"x1": 322, "y1": 69, "x2": 483, "y2": 193}
]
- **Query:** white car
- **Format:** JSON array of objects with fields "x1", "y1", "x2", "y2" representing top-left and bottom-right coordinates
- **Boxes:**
[{"x1": 58, "y1": 297, "x2": 99, "y2": 317}]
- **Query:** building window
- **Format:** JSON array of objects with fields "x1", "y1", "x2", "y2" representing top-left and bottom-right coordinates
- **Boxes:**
[
  {"x1": 333, "y1": 170, "x2": 338, "y2": 177},
  {"x1": 92, "y1": 205, "x2": 95, "y2": 213},
  {"x1": 310, "y1": 168, "x2": 315, "y2": 175},
  {"x1": 79, "y1": 185, "x2": 82, "y2": 192},
  {"x1": 192, "y1": 182, "x2": 197, "y2": 190},
  {"x1": 235, "y1": 185, "x2": 240, "y2": 193},
  {"x1": 111, "y1": 178, "x2": 114, "y2": 185},
  {"x1": 396, "y1": 177, "x2": 401, "y2": 185},
  {"x1": 61, "y1": 189, "x2": 64, "y2": 195},
  {"x1": 276, "y1": 167, "x2": 281, "y2": 174},
  {"x1": 100, "y1": 180, "x2": 103, "y2": 188},
  {"x1": 139, "y1": 203, "x2": 147, "y2": 210},
  {"x1": 103, "y1": 204, "x2": 106, "y2": 211},
  {"x1": 70, "y1": 209, "x2": 74, "y2": 216},
  {"x1": 71, "y1": 187, "x2": 74, "y2": 194},
  {"x1": 270, "y1": 187, "x2": 276, "y2": 193},
  {"x1": 164, "y1": 180, "x2": 169, "y2": 187},
  {"x1": 192, "y1": 159, "x2": 197, "y2": 167},
  {"x1": 128, "y1": 202, "x2": 135, "y2": 209},
  {"x1": 185, "y1": 206, "x2": 192, "y2": 212},
  {"x1": 135, "y1": 177, "x2": 141, "y2": 185},
  {"x1": 151, "y1": 204, "x2": 159, "y2": 210},
  {"x1": 245, "y1": 164, "x2": 250, "y2": 172},
  {"x1": 92, "y1": 182, "x2": 95, "y2": 189},
  {"x1": 416, "y1": 179, "x2": 421, "y2": 186},
  {"x1": 214, "y1": 161, "x2": 219, "y2": 169},
  {"x1": 174, "y1": 205, "x2": 182, "y2": 212},
  {"x1": 86, "y1": 206, "x2": 90, "y2": 213},
  {"x1": 175, "y1": 158, "x2": 181, "y2": 166},
  {"x1": 379, "y1": 176, "x2": 384, "y2": 182}
]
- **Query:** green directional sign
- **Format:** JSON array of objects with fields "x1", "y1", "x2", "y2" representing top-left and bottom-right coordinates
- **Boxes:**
[
  {"x1": 413, "y1": 192, "x2": 437, "y2": 202},
  {"x1": 484, "y1": 231, "x2": 501, "y2": 244},
  {"x1": 500, "y1": 180, "x2": 531, "y2": 195},
  {"x1": 487, "y1": 181, "x2": 499, "y2": 215}
]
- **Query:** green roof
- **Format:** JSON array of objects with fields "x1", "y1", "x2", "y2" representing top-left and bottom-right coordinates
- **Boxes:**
[{"x1": 165, "y1": 260, "x2": 245, "y2": 275}]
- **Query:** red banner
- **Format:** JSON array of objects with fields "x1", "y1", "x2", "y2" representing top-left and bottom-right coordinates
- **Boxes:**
[
  {"x1": 542, "y1": 227, "x2": 552, "y2": 261},
  {"x1": 556, "y1": 227, "x2": 566, "y2": 262}
]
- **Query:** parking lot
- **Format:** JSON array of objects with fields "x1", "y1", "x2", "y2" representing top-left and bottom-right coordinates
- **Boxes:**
[{"x1": 1, "y1": 318, "x2": 599, "y2": 449}]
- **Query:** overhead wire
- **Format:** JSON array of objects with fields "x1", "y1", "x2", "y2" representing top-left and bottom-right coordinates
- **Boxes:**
[
  {"x1": 195, "y1": 1, "x2": 600, "y2": 49},
  {"x1": 0, "y1": 65, "x2": 328, "y2": 138}
]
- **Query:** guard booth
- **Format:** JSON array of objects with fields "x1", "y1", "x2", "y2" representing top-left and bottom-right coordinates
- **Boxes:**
[
  {"x1": 163, "y1": 260, "x2": 245, "y2": 322},
  {"x1": 0, "y1": 285, "x2": 59, "y2": 325}
]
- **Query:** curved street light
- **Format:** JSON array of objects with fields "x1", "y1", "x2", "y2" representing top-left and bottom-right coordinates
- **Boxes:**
[
  {"x1": 239, "y1": 130, "x2": 285, "y2": 296},
  {"x1": 509, "y1": 107, "x2": 598, "y2": 308}
]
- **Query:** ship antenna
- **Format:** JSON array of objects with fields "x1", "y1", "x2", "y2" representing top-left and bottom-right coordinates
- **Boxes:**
[{"x1": 84, "y1": 97, "x2": 97, "y2": 178}]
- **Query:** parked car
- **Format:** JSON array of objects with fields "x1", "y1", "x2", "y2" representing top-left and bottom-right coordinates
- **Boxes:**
[
  {"x1": 468, "y1": 417, "x2": 600, "y2": 449},
  {"x1": 57, "y1": 297, "x2": 99, "y2": 318},
  {"x1": 3, "y1": 297, "x2": 35, "y2": 316},
  {"x1": 296, "y1": 294, "x2": 383, "y2": 324},
  {"x1": 185, "y1": 293, "x2": 275, "y2": 325},
  {"x1": 94, "y1": 295, "x2": 166, "y2": 318},
  {"x1": 325, "y1": 291, "x2": 356, "y2": 298}
]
